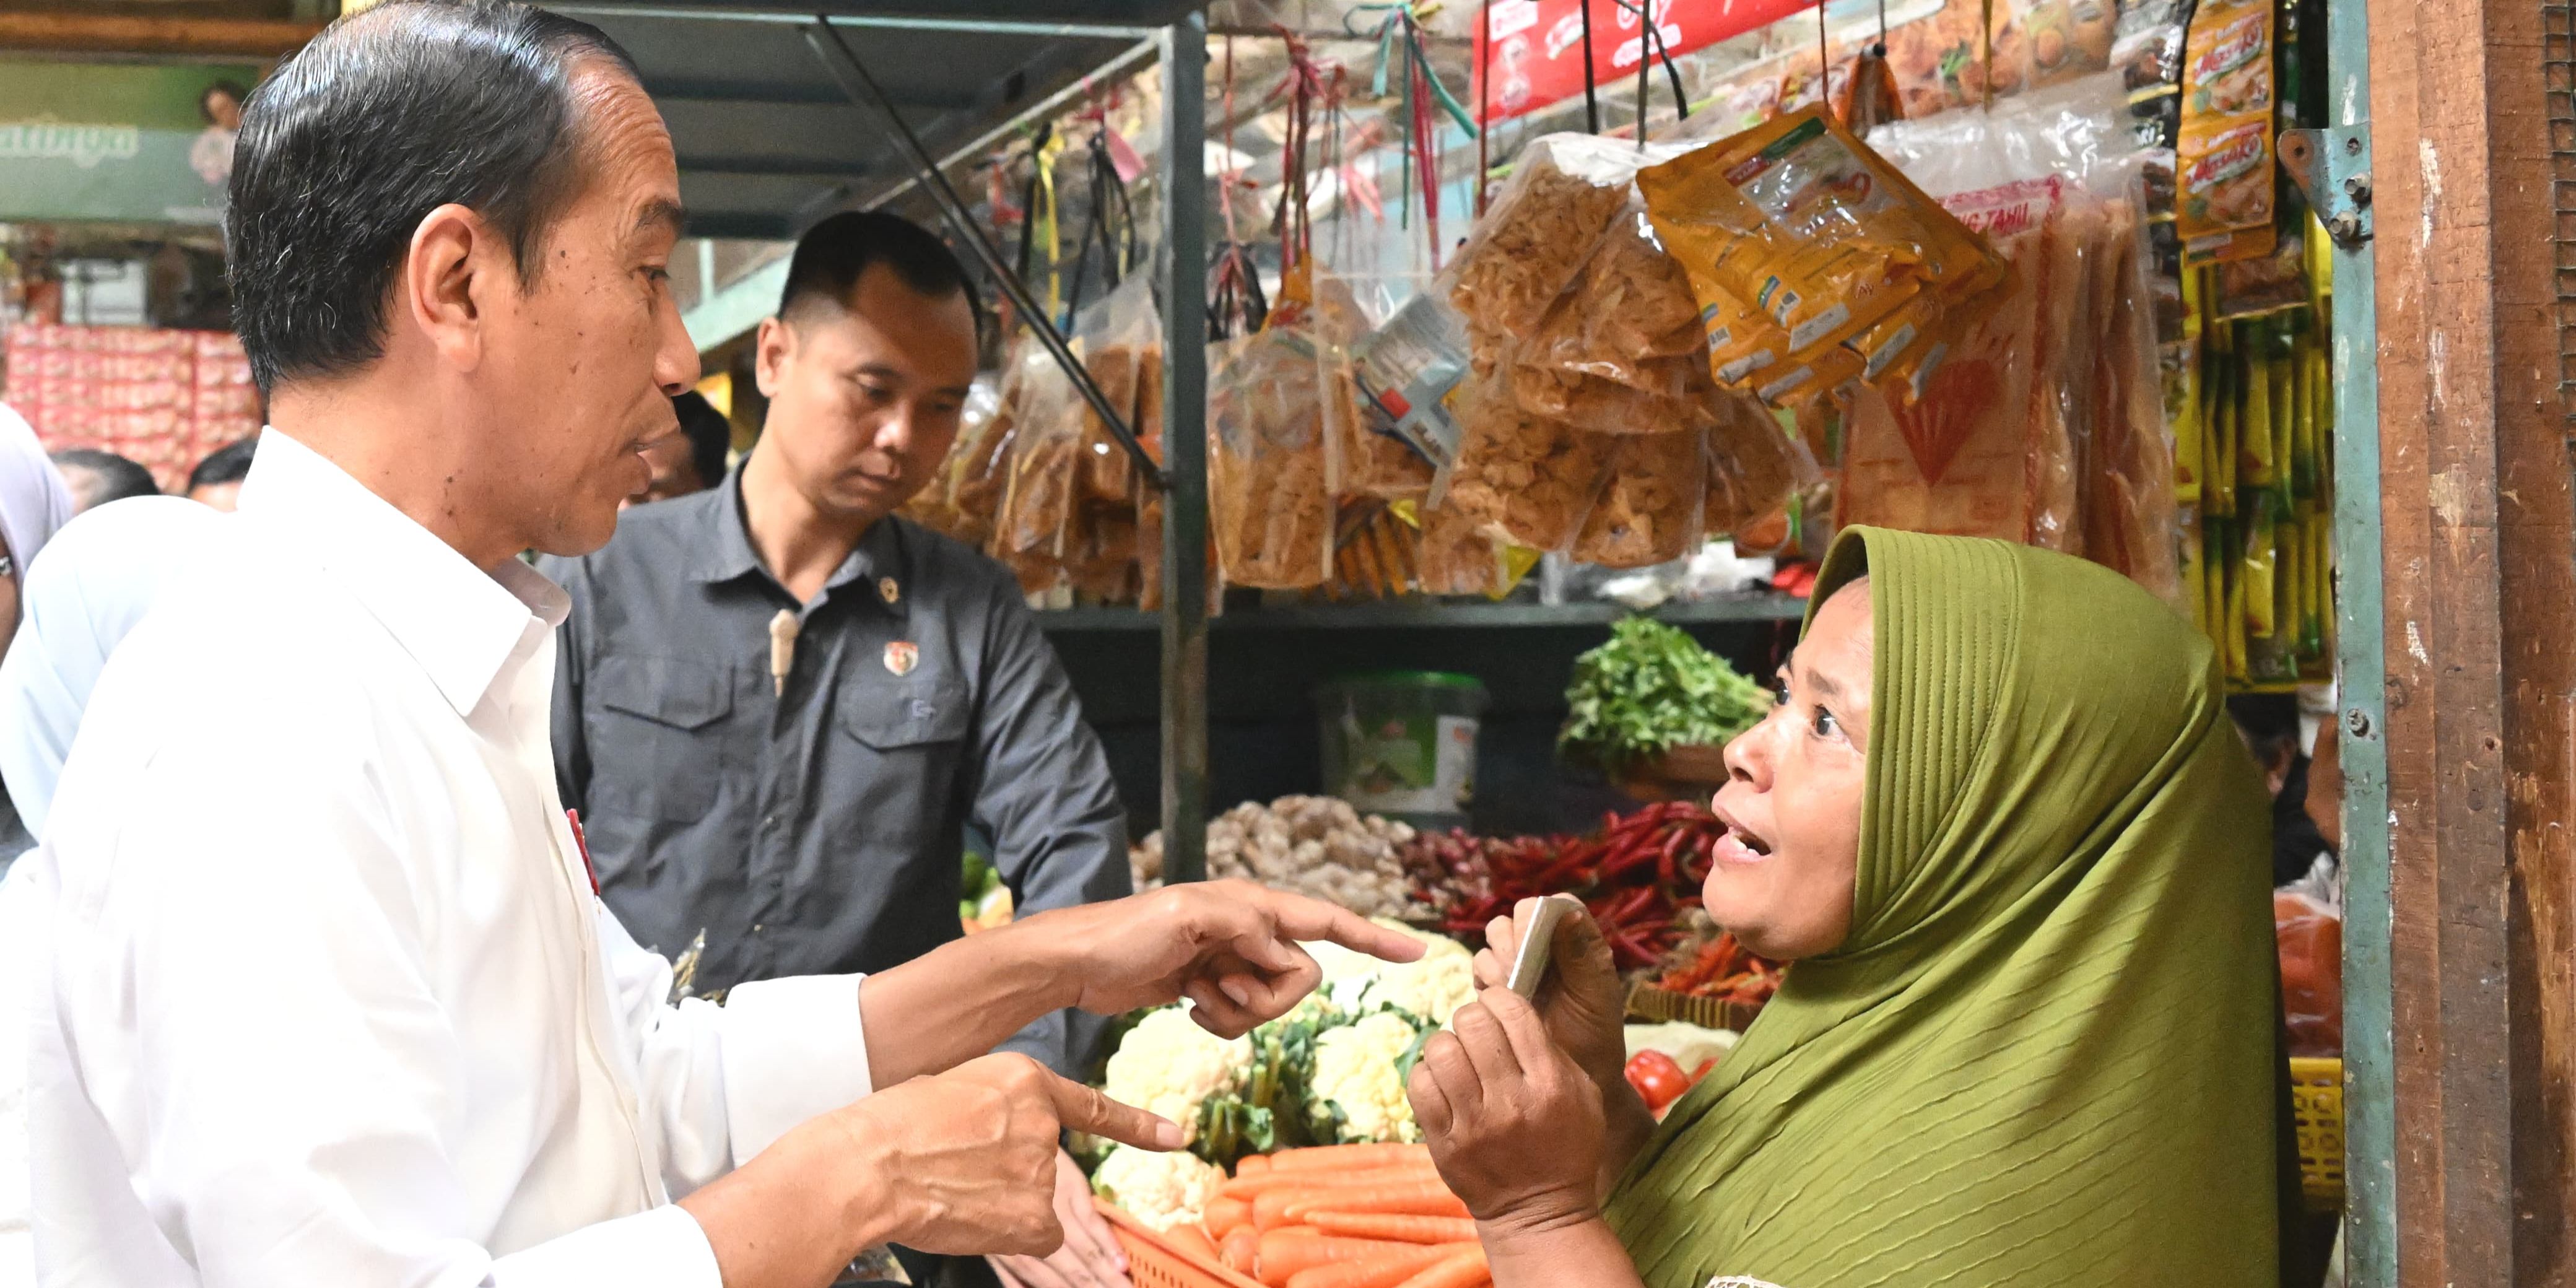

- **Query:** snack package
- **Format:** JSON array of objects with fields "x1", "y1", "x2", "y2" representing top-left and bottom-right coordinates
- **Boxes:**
[
  {"x1": 1505, "y1": 359, "x2": 1718, "y2": 437},
  {"x1": 1704, "y1": 391, "x2": 1801, "y2": 536},
  {"x1": 1437, "y1": 372, "x2": 1614, "y2": 553},
  {"x1": 1572, "y1": 428, "x2": 1706, "y2": 568},
  {"x1": 1414, "y1": 498, "x2": 1511, "y2": 596},
  {"x1": 1208, "y1": 326, "x2": 1335, "y2": 589},
  {"x1": 2176, "y1": 0, "x2": 2276, "y2": 264},
  {"x1": 1518, "y1": 200, "x2": 1705, "y2": 389},
  {"x1": 2176, "y1": 111, "x2": 2277, "y2": 265},
  {"x1": 949, "y1": 340, "x2": 1042, "y2": 550},
  {"x1": 993, "y1": 345, "x2": 1084, "y2": 567},
  {"x1": 1316, "y1": 268, "x2": 1437, "y2": 500},
  {"x1": 1329, "y1": 503, "x2": 1421, "y2": 599},
  {"x1": 1350, "y1": 291, "x2": 1474, "y2": 469},
  {"x1": 1072, "y1": 277, "x2": 1164, "y2": 505},
  {"x1": 1442, "y1": 135, "x2": 1684, "y2": 363},
  {"x1": 1847, "y1": 74, "x2": 2180, "y2": 601}
]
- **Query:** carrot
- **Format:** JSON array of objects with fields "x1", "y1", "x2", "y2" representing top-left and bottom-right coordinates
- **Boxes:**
[
  {"x1": 1283, "y1": 1244, "x2": 1467, "y2": 1288},
  {"x1": 1302, "y1": 1212, "x2": 1480, "y2": 1245},
  {"x1": 1281, "y1": 1180, "x2": 1469, "y2": 1222},
  {"x1": 1167, "y1": 1224, "x2": 1222, "y2": 1262},
  {"x1": 1237, "y1": 1154, "x2": 1274, "y2": 1175},
  {"x1": 1390, "y1": 1247, "x2": 1490, "y2": 1288},
  {"x1": 1206, "y1": 1196, "x2": 1255, "y2": 1237},
  {"x1": 1268, "y1": 1143, "x2": 1433, "y2": 1172},
  {"x1": 1256, "y1": 1232, "x2": 1421, "y2": 1286},
  {"x1": 1222, "y1": 1225, "x2": 1262, "y2": 1273},
  {"x1": 1221, "y1": 1164, "x2": 1442, "y2": 1199}
]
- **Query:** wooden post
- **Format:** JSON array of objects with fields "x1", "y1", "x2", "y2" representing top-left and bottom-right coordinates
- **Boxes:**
[{"x1": 2369, "y1": 0, "x2": 2576, "y2": 1279}]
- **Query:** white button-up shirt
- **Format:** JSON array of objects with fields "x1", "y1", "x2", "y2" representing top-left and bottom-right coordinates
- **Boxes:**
[{"x1": 28, "y1": 430, "x2": 875, "y2": 1286}]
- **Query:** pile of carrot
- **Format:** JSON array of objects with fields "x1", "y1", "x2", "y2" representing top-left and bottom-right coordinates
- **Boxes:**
[{"x1": 1184, "y1": 1142, "x2": 1490, "y2": 1288}]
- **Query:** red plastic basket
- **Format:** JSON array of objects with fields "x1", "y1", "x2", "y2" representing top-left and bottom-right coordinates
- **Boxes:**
[{"x1": 1095, "y1": 1199, "x2": 1266, "y2": 1288}]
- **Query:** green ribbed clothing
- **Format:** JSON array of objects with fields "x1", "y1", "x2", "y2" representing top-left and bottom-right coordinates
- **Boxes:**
[{"x1": 1603, "y1": 528, "x2": 2279, "y2": 1287}]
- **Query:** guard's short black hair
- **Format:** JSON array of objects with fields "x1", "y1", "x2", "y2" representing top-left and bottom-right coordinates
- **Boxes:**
[
  {"x1": 778, "y1": 211, "x2": 982, "y2": 332},
  {"x1": 671, "y1": 391, "x2": 732, "y2": 487},
  {"x1": 2226, "y1": 693, "x2": 2304, "y2": 762},
  {"x1": 188, "y1": 436, "x2": 260, "y2": 494},
  {"x1": 50, "y1": 449, "x2": 161, "y2": 509},
  {"x1": 225, "y1": 0, "x2": 639, "y2": 393}
]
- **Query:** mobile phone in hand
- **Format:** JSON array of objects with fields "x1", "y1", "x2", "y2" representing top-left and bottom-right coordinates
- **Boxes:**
[{"x1": 1505, "y1": 894, "x2": 1583, "y2": 999}]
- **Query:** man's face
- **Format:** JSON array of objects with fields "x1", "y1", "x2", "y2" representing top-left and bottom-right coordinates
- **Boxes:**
[
  {"x1": 754, "y1": 265, "x2": 977, "y2": 525},
  {"x1": 473, "y1": 61, "x2": 696, "y2": 557}
]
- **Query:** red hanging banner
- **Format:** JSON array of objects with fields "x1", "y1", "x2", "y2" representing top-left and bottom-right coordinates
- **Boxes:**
[{"x1": 1473, "y1": 0, "x2": 1815, "y2": 124}]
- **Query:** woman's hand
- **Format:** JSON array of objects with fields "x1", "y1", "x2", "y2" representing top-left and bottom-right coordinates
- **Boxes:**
[
  {"x1": 1474, "y1": 901, "x2": 1632, "y2": 1099},
  {"x1": 1408, "y1": 987, "x2": 1606, "y2": 1234}
]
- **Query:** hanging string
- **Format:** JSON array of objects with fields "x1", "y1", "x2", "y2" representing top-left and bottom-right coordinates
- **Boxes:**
[
  {"x1": 1579, "y1": 0, "x2": 1601, "y2": 134},
  {"x1": 1476, "y1": 0, "x2": 1493, "y2": 215},
  {"x1": 1817, "y1": 0, "x2": 1830, "y2": 108},
  {"x1": 1609, "y1": 0, "x2": 1688, "y2": 134},
  {"x1": 1269, "y1": 27, "x2": 1325, "y2": 272},
  {"x1": 1979, "y1": 0, "x2": 1995, "y2": 110},
  {"x1": 1874, "y1": 0, "x2": 1889, "y2": 56}
]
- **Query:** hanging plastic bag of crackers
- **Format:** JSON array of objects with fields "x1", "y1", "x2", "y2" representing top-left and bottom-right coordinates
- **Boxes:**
[
  {"x1": 1439, "y1": 134, "x2": 1689, "y2": 374},
  {"x1": 1570, "y1": 427, "x2": 1707, "y2": 569},
  {"x1": 1072, "y1": 276, "x2": 1162, "y2": 504},
  {"x1": 949, "y1": 337, "x2": 1042, "y2": 552},
  {"x1": 1435, "y1": 369, "x2": 1614, "y2": 553},
  {"x1": 992, "y1": 344, "x2": 1084, "y2": 595},
  {"x1": 1208, "y1": 325, "x2": 1336, "y2": 590}
]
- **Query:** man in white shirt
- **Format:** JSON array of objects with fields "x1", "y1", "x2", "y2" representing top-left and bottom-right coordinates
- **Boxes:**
[{"x1": 27, "y1": 4, "x2": 1419, "y2": 1286}]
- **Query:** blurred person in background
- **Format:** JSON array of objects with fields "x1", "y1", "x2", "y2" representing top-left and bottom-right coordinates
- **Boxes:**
[
  {"x1": 0, "y1": 403, "x2": 75, "y2": 863},
  {"x1": 47, "y1": 449, "x2": 159, "y2": 515},
  {"x1": 625, "y1": 389, "x2": 731, "y2": 507},
  {"x1": 544, "y1": 209, "x2": 1131, "y2": 1288},
  {"x1": 2227, "y1": 694, "x2": 2338, "y2": 889},
  {"x1": 0, "y1": 496, "x2": 228, "y2": 1288},
  {"x1": 191, "y1": 79, "x2": 248, "y2": 189},
  {"x1": 184, "y1": 435, "x2": 257, "y2": 511}
]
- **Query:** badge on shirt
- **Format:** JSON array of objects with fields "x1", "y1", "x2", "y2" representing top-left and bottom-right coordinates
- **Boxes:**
[
  {"x1": 878, "y1": 577, "x2": 901, "y2": 605},
  {"x1": 883, "y1": 641, "x2": 919, "y2": 676}
]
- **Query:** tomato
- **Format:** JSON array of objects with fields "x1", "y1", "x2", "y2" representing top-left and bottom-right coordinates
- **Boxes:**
[{"x1": 1625, "y1": 1050, "x2": 1692, "y2": 1111}]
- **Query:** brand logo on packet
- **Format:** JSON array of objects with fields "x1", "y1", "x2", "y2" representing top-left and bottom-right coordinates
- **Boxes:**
[
  {"x1": 2186, "y1": 123, "x2": 2269, "y2": 186},
  {"x1": 2190, "y1": 12, "x2": 2268, "y2": 82},
  {"x1": 884, "y1": 641, "x2": 919, "y2": 676}
]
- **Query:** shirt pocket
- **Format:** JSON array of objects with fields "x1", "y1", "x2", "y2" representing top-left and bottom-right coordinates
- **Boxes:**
[
  {"x1": 834, "y1": 676, "x2": 971, "y2": 842},
  {"x1": 586, "y1": 654, "x2": 734, "y2": 822}
]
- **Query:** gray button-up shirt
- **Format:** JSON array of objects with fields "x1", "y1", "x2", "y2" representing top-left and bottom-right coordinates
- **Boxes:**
[{"x1": 541, "y1": 471, "x2": 1130, "y2": 1073}]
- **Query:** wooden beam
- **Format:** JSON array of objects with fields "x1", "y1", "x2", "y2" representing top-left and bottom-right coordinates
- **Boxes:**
[
  {"x1": 2370, "y1": 0, "x2": 2576, "y2": 1279},
  {"x1": 0, "y1": 11, "x2": 321, "y2": 57}
]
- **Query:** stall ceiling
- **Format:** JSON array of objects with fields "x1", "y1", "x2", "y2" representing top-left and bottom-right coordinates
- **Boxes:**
[{"x1": 561, "y1": 2, "x2": 1196, "y2": 241}]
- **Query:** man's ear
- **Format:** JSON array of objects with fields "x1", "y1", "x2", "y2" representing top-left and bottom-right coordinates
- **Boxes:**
[
  {"x1": 754, "y1": 315, "x2": 793, "y2": 399},
  {"x1": 402, "y1": 202, "x2": 501, "y2": 373}
]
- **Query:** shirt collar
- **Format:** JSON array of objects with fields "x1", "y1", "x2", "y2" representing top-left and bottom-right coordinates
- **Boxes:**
[
  {"x1": 237, "y1": 429, "x2": 569, "y2": 717},
  {"x1": 687, "y1": 466, "x2": 910, "y2": 616}
]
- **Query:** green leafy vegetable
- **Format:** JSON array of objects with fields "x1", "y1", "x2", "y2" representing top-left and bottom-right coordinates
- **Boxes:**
[{"x1": 1559, "y1": 617, "x2": 1773, "y2": 773}]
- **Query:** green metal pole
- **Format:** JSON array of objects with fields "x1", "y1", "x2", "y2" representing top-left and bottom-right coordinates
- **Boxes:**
[
  {"x1": 2321, "y1": 0, "x2": 2391, "y2": 1273},
  {"x1": 1159, "y1": 9, "x2": 1210, "y2": 884}
]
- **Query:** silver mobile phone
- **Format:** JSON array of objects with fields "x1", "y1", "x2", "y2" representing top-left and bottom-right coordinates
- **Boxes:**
[{"x1": 1505, "y1": 894, "x2": 1583, "y2": 999}]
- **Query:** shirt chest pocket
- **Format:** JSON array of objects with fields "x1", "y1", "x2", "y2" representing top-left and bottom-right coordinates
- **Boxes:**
[
  {"x1": 833, "y1": 676, "x2": 971, "y2": 838},
  {"x1": 587, "y1": 655, "x2": 735, "y2": 821}
]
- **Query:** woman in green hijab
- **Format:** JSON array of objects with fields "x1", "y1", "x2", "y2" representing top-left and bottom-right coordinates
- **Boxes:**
[{"x1": 1408, "y1": 528, "x2": 2281, "y2": 1287}]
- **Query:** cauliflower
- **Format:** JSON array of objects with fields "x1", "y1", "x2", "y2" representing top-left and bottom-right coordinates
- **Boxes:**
[
  {"x1": 1307, "y1": 1011, "x2": 1429, "y2": 1144},
  {"x1": 1307, "y1": 921, "x2": 1477, "y2": 1025},
  {"x1": 1093, "y1": 1144, "x2": 1227, "y2": 1233},
  {"x1": 1103, "y1": 1006, "x2": 1253, "y2": 1146}
]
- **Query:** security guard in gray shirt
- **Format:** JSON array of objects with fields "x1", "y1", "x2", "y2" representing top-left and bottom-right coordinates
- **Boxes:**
[{"x1": 544, "y1": 212, "x2": 1135, "y2": 1288}]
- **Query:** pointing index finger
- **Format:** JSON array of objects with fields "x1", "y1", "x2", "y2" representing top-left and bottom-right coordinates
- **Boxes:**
[
  {"x1": 1045, "y1": 1072, "x2": 1185, "y2": 1152},
  {"x1": 1261, "y1": 891, "x2": 1426, "y2": 965}
]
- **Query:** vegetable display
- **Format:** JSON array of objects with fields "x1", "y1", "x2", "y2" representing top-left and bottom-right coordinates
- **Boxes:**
[
  {"x1": 1557, "y1": 617, "x2": 1773, "y2": 775},
  {"x1": 1410, "y1": 801, "x2": 1748, "y2": 973},
  {"x1": 1100, "y1": 1142, "x2": 1492, "y2": 1288},
  {"x1": 1133, "y1": 796, "x2": 1422, "y2": 921}
]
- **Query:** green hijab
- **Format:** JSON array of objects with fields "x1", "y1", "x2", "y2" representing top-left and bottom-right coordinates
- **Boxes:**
[{"x1": 1604, "y1": 528, "x2": 2279, "y2": 1287}]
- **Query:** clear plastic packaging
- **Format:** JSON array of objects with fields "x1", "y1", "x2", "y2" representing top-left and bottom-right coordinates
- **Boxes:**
[
  {"x1": 1208, "y1": 327, "x2": 1336, "y2": 589},
  {"x1": 993, "y1": 345, "x2": 1084, "y2": 568},
  {"x1": 951, "y1": 340, "x2": 1042, "y2": 551},
  {"x1": 1073, "y1": 277, "x2": 1163, "y2": 505},
  {"x1": 1316, "y1": 269, "x2": 1437, "y2": 500},
  {"x1": 1436, "y1": 372, "x2": 1614, "y2": 553},
  {"x1": 1572, "y1": 428, "x2": 1706, "y2": 569},
  {"x1": 1440, "y1": 135, "x2": 1678, "y2": 362},
  {"x1": 1415, "y1": 498, "x2": 1509, "y2": 596}
]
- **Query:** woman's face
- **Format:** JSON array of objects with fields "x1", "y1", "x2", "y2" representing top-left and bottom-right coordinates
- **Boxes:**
[
  {"x1": 1705, "y1": 577, "x2": 1873, "y2": 959},
  {"x1": 205, "y1": 89, "x2": 243, "y2": 132}
]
